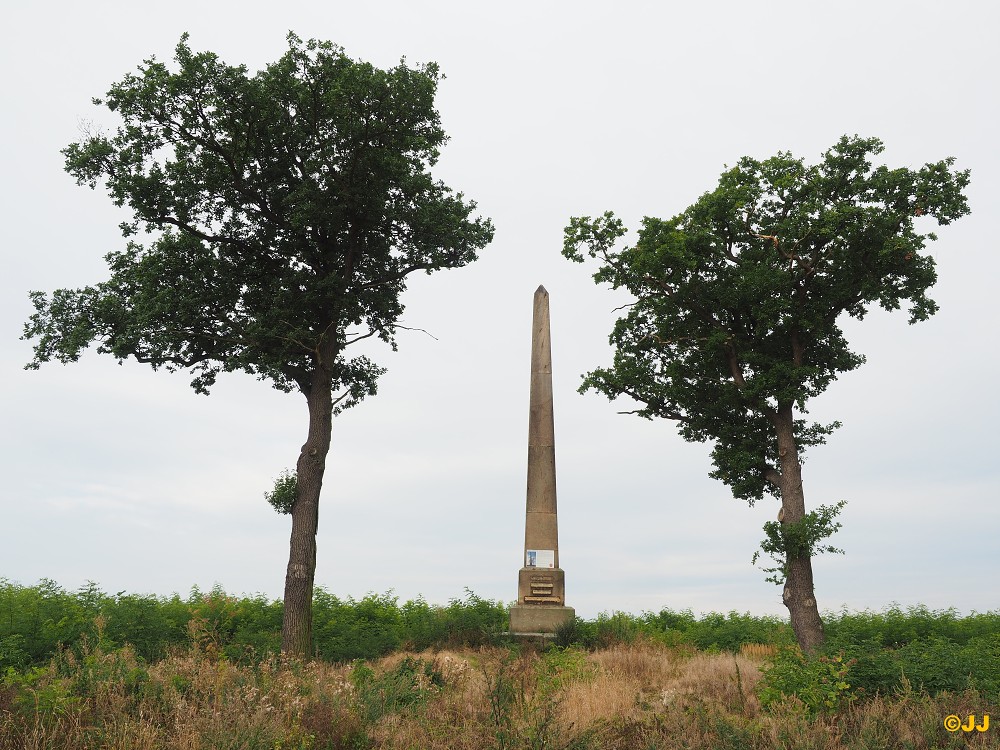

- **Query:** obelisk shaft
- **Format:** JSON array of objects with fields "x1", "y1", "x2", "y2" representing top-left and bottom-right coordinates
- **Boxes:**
[
  {"x1": 511, "y1": 284, "x2": 573, "y2": 626},
  {"x1": 524, "y1": 285, "x2": 559, "y2": 564}
]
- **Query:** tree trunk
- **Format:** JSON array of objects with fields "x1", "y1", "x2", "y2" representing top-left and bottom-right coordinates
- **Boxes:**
[
  {"x1": 281, "y1": 365, "x2": 334, "y2": 657},
  {"x1": 774, "y1": 403, "x2": 826, "y2": 653}
]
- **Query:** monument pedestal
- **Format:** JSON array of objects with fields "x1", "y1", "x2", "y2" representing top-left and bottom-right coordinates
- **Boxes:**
[
  {"x1": 510, "y1": 565, "x2": 574, "y2": 634},
  {"x1": 509, "y1": 604, "x2": 575, "y2": 634}
]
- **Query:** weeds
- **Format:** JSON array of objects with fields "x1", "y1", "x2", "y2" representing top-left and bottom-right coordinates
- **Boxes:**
[
  {"x1": 2, "y1": 581, "x2": 999, "y2": 748},
  {"x1": 1, "y1": 639, "x2": 997, "y2": 749}
]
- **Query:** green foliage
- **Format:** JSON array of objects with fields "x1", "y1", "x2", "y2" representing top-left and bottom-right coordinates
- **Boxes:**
[
  {"x1": 758, "y1": 647, "x2": 858, "y2": 716},
  {"x1": 640, "y1": 608, "x2": 795, "y2": 652},
  {"x1": 4, "y1": 578, "x2": 998, "y2": 707},
  {"x1": 350, "y1": 656, "x2": 443, "y2": 722},
  {"x1": 2, "y1": 665, "x2": 81, "y2": 718},
  {"x1": 824, "y1": 603, "x2": 1000, "y2": 648},
  {"x1": 0, "y1": 579, "x2": 107, "y2": 667},
  {"x1": 568, "y1": 611, "x2": 642, "y2": 649},
  {"x1": 24, "y1": 33, "x2": 494, "y2": 401},
  {"x1": 564, "y1": 138, "x2": 969, "y2": 626},
  {"x1": 752, "y1": 606, "x2": 1000, "y2": 709},
  {"x1": 314, "y1": 590, "x2": 402, "y2": 662},
  {"x1": 526, "y1": 648, "x2": 594, "y2": 749},
  {"x1": 828, "y1": 633, "x2": 1000, "y2": 701},
  {"x1": 0, "y1": 636, "x2": 28, "y2": 672},
  {"x1": 265, "y1": 469, "x2": 297, "y2": 515},
  {"x1": 0, "y1": 580, "x2": 511, "y2": 668},
  {"x1": 312, "y1": 588, "x2": 509, "y2": 661},
  {"x1": 752, "y1": 501, "x2": 847, "y2": 584},
  {"x1": 482, "y1": 649, "x2": 522, "y2": 750},
  {"x1": 481, "y1": 647, "x2": 594, "y2": 750},
  {"x1": 535, "y1": 646, "x2": 593, "y2": 696},
  {"x1": 563, "y1": 136, "x2": 970, "y2": 505},
  {"x1": 441, "y1": 589, "x2": 510, "y2": 647}
]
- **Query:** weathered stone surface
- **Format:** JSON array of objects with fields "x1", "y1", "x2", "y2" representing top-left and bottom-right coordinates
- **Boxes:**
[
  {"x1": 518, "y1": 567, "x2": 565, "y2": 604},
  {"x1": 509, "y1": 603, "x2": 576, "y2": 634}
]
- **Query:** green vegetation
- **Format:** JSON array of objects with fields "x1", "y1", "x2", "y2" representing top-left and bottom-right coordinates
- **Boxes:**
[
  {"x1": 563, "y1": 136, "x2": 971, "y2": 652},
  {"x1": 3, "y1": 580, "x2": 998, "y2": 711},
  {"x1": 0, "y1": 580, "x2": 507, "y2": 668},
  {"x1": 1, "y1": 614, "x2": 996, "y2": 749}
]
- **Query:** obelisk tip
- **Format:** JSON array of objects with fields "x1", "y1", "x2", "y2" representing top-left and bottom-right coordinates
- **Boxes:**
[{"x1": 535, "y1": 284, "x2": 548, "y2": 296}]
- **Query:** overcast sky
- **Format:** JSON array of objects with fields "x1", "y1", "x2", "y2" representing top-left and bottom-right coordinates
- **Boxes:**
[{"x1": 2, "y1": 1, "x2": 997, "y2": 620}]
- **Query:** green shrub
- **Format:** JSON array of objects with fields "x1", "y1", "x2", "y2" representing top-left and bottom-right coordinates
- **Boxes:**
[
  {"x1": 398, "y1": 596, "x2": 446, "y2": 650},
  {"x1": 824, "y1": 604, "x2": 1000, "y2": 649},
  {"x1": 3, "y1": 664, "x2": 81, "y2": 718},
  {"x1": 640, "y1": 607, "x2": 793, "y2": 652},
  {"x1": 965, "y1": 633, "x2": 1000, "y2": 699},
  {"x1": 314, "y1": 590, "x2": 402, "y2": 661},
  {"x1": 827, "y1": 632, "x2": 1000, "y2": 700},
  {"x1": 105, "y1": 592, "x2": 186, "y2": 661},
  {"x1": 0, "y1": 635, "x2": 28, "y2": 671},
  {"x1": 758, "y1": 647, "x2": 858, "y2": 716},
  {"x1": 350, "y1": 656, "x2": 442, "y2": 722},
  {"x1": 441, "y1": 589, "x2": 508, "y2": 646}
]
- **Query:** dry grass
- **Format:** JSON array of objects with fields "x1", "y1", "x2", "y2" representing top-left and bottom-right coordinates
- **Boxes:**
[
  {"x1": 740, "y1": 642, "x2": 779, "y2": 660},
  {"x1": 1, "y1": 641, "x2": 997, "y2": 749},
  {"x1": 667, "y1": 652, "x2": 762, "y2": 711},
  {"x1": 559, "y1": 668, "x2": 645, "y2": 728},
  {"x1": 590, "y1": 641, "x2": 686, "y2": 685}
]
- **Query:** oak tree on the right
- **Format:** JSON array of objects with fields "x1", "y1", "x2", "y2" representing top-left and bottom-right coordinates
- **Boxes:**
[{"x1": 564, "y1": 136, "x2": 970, "y2": 651}]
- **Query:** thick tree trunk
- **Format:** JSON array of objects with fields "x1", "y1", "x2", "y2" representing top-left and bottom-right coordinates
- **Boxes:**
[
  {"x1": 281, "y1": 366, "x2": 334, "y2": 657},
  {"x1": 774, "y1": 403, "x2": 826, "y2": 653}
]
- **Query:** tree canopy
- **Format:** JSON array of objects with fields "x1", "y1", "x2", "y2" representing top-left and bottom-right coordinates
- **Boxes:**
[
  {"x1": 564, "y1": 135, "x2": 969, "y2": 502},
  {"x1": 27, "y1": 33, "x2": 492, "y2": 405}
]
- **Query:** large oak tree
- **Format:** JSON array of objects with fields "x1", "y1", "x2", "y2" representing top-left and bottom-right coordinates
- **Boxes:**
[
  {"x1": 23, "y1": 34, "x2": 493, "y2": 657},
  {"x1": 563, "y1": 136, "x2": 969, "y2": 651}
]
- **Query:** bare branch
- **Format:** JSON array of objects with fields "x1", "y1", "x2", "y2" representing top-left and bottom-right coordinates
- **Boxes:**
[
  {"x1": 344, "y1": 328, "x2": 379, "y2": 346},
  {"x1": 395, "y1": 324, "x2": 438, "y2": 341}
]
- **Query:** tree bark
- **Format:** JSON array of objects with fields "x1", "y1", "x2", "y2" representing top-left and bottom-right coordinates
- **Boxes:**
[
  {"x1": 773, "y1": 403, "x2": 826, "y2": 653},
  {"x1": 281, "y1": 364, "x2": 334, "y2": 657}
]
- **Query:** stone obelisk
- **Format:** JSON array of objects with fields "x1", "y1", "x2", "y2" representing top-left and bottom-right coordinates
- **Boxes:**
[{"x1": 509, "y1": 285, "x2": 575, "y2": 635}]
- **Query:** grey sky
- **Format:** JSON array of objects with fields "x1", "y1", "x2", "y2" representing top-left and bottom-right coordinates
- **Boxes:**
[{"x1": 2, "y1": 1, "x2": 997, "y2": 619}]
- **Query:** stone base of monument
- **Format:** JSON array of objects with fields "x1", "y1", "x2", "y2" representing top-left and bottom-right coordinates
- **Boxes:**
[{"x1": 509, "y1": 604, "x2": 575, "y2": 636}]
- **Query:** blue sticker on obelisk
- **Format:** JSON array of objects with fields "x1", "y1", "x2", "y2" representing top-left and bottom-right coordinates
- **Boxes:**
[{"x1": 526, "y1": 550, "x2": 554, "y2": 568}]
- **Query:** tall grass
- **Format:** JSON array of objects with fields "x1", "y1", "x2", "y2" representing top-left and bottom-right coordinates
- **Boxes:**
[
  {"x1": 2, "y1": 638, "x2": 996, "y2": 749},
  {"x1": 3, "y1": 578, "x2": 999, "y2": 747}
]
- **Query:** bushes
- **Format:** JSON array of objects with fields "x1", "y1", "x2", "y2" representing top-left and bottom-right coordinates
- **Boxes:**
[
  {"x1": 314, "y1": 590, "x2": 403, "y2": 661},
  {"x1": 834, "y1": 633, "x2": 1000, "y2": 700},
  {"x1": 756, "y1": 632, "x2": 1000, "y2": 715},
  {"x1": 569, "y1": 608, "x2": 795, "y2": 652},
  {"x1": 3, "y1": 575, "x2": 998, "y2": 709},
  {"x1": 0, "y1": 580, "x2": 510, "y2": 668},
  {"x1": 824, "y1": 604, "x2": 1000, "y2": 649},
  {"x1": 644, "y1": 609, "x2": 795, "y2": 652},
  {"x1": 758, "y1": 648, "x2": 857, "y2": 715},
  {"x1": 314, "y1": 588, "x2": 510, "y2": 661},
  {"x1": 350, "y1": 656, "x2": 444, "y2": 722}
]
